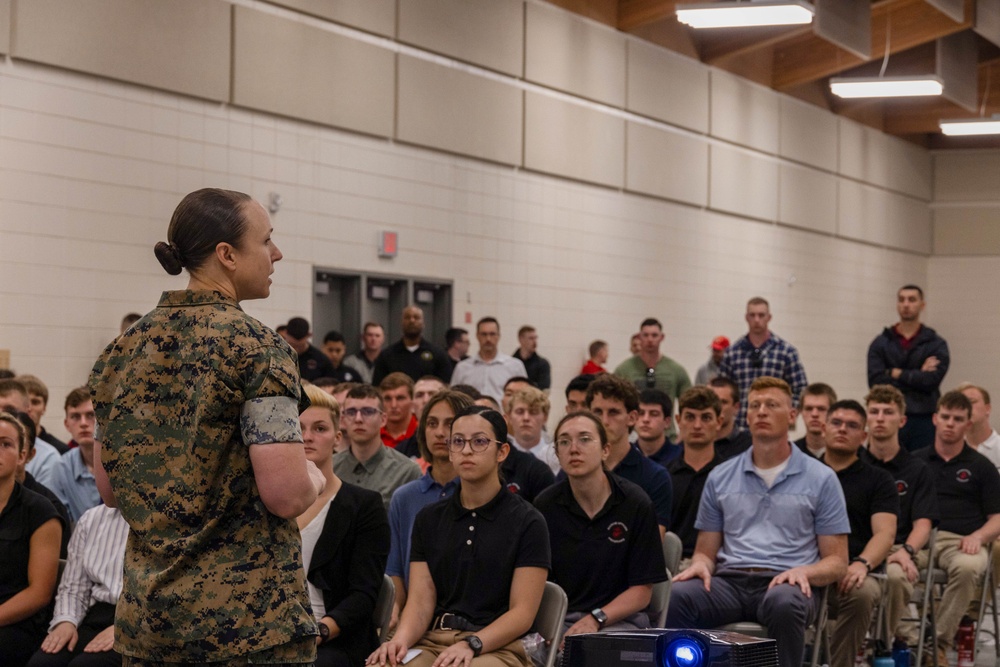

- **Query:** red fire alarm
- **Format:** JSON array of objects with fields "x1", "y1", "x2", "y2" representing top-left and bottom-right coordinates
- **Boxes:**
[{"x1": 378, "y1": 231, "x2": 398, "y2": 258}]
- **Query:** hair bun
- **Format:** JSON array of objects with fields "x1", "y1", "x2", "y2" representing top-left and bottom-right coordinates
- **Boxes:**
[{"x1": 154, "y1": 241, "x2": 184, "y2": 275}]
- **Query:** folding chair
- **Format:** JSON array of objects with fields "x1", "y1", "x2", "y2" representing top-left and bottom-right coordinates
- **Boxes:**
[
  {"x1": 647, "y1": 532, "x2": 683, "y2": 628},
  {"x1": 532, "y1": 581, "x2": 568, "y2": 667},
  {"x1": 717, "y1": 585, "x2": 830, "y2": 667},
  {"x1": 374, "y1": 574, "x2": 395, "y2": 642}
]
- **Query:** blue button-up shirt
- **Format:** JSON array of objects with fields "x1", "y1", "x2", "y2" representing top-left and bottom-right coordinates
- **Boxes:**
[
  {"x1": 50, "y1": 448, "x2": 101, "y2": 522},
  {"x1": 696, "y1": 444, "x2": 849, "y2": 572},
  {"x1": 386, "y1": 470, "x2": 460, "y2": 586}
]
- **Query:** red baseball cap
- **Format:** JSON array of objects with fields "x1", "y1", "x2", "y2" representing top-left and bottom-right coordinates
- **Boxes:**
[{"x1": 711, "y1": 336, "x2": 730, "y2": 351}]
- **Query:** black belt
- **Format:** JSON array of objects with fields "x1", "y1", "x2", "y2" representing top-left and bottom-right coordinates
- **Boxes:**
[
  {"x1": 726, "y1": 567, "x2": 779, "y2": 574},
  {"x1": 432, "y1": 613, "x2": 484, "y2": 632}
]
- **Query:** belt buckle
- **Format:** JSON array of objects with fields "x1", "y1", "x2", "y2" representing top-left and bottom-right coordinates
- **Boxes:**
[{"x1": 437, "y1": 613, "x2": 455, "y2": 630}]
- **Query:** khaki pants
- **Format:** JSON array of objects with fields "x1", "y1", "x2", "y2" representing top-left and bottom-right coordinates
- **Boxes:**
[
  {"x1": 407, "y1": 629, "x2": 530, "y2": 667},
  {"x1": 830, "y1": 575, "x2": 882, "y2": 667},
  {"x1": 885, "y1": 545, "x2": 917, "y2": 643}
]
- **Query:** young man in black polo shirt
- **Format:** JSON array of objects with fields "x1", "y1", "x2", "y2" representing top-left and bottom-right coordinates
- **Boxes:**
[
  {"x1": 636, "y1": 389, "x2": 680, "y2": 467},
  {"x1": 822, "y1": 400, "x2": 899, "y2": 667},
  {"x1": 794, "y1": 383, "x2": 837, "y2": 459},
  {"x1": 372, "y1": 307, "x2": 452, "y2": 386},
  {"x1": 860, "y1": 384, "x2": 939, "y2": 646},
  {"x1": 708, "y1": 377, "x2": 752, "y2": 461},
  {"x1": 912, "y1": 391, "x2": 1000, "y2": 662},
  {"x1": 371, "y1": 406, "x2": 549, "y2": 667},
  {"x1": 585, "y1": 374, "x2": 673, "y2": 537},
  {"x1": 285, "y1": 317, "x2": 335, "y2": 382},
  {"x1": 667, "y1": 387, "x2": 724, "y2": 564}
]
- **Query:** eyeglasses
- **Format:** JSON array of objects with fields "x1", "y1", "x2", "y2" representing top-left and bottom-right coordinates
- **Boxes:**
[
  {"x1": 829, "y1": 418, "x2": 864, "y2": 432},
  {"x1": 447, "y1": 435, "x2": 501, "y2": 452},
  {"x1": 645, "y1": 367, "x2": 656, "y2": 388},
  {"x1": 555, "y1": 434, "x2": 598, "y2": 449},
  {"x1": 343, "y1": 407, "x2": 382, "y2": 419},
  {"x1": 751, "y1": 348, "x2": 764, "y2": 368}
]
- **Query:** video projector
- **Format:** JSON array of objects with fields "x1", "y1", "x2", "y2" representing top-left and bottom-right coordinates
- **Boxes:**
[{"x1": 561, "y1": 628, "x2": 778, "y2": 667}]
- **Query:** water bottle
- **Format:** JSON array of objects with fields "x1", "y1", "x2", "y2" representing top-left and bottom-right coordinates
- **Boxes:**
[
  {"x1": 873, "y1": 650, "x2": 895, "y2": 667},
  {"x1": 522, "y1": 632, "x2": 547, "y2": 667},
  {"x1": 892, "y1": 638, "x2": 911, "y2": 667}
]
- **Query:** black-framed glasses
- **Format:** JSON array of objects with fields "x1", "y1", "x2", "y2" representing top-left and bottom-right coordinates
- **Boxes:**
[
  {"x1": 343, "y1": 407, "x2": 382, "y2": 419},
  {"x1": 447, "y1": 435, "x2": 501, "y2": 452},
  {"x1": 751, "y1": 348, "x2": 764, "y2": 368},
  {"x1": 645, "y1": 367, "x2": 656, "y2": 388}
]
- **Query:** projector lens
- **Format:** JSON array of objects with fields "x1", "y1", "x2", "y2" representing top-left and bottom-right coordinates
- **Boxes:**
[{"x1": 665, "y1": 637, "x2": 704, "y2": 667}]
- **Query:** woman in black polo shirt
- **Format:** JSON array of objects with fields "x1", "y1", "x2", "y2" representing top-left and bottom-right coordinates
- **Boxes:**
[
  {"x1": 367, "y1": 406, "x2": 550, "y2": 667},
  {"x1": 0, "y1": 412, "x2": 63, "y2": 667},
  {"x1": 535, "y1": 411, "x2": 666, "y2": 639}
]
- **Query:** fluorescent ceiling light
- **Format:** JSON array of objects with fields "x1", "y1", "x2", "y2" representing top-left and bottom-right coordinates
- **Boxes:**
[
  {"x1": 940, "y1": 117, "x2": 1000, "y2": 136},
  {"x1": 676, "y1": 1, "x2": 814, "y2": 29},
  {"x1": 829, "y1": 76, "x2": 944, "y2": 98}
]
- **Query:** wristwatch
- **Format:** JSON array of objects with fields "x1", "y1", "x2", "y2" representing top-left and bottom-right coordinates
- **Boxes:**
[
  {"x1": 464, "y1": 635, "x2": 483, "y2": 657},
  {"x1": 590, "y1": 608, "x2": 608, "y2": 629},
  {"x1": 902, "y1": 544, "x2": 917, "y2": 558},
  {"x1": 851, "y1": 556, "x2": 872, "y2": 573},
  {"x1": 318, "y1": 620, "x2": 330, "y2": 644}
]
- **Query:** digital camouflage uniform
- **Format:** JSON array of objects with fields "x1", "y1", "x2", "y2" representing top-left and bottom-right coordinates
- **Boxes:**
[{"x1": 89, "y1": 290, "x2": 317, "y2": 665}]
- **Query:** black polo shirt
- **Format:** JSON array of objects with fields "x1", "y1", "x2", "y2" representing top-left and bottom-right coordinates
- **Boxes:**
[
  {"x1": 297, "y1": 344, "x2": 335, "y2": 381},
  {"x1": 648, "y1": 441, "x2": 682, "y2": 468},
  {"x1": 668, "y1": 451, "x2": 723, "y2": 557},
  {"x1": 410, "y1": 488, "x2": 550, "y2": 627},
  {"x1": 715, "y1": 429, "x2": 752, "y2": 462},
  {"x1": 613, "y1": 445, "x2": 673, "y2": 530},
  {"x1": 860, "y1": 446, "x2": 939, "y2": 544},
  {"x1": 794, "y1": 437, "x2": 823, "y2": 459},
  {"x1": 535, "y1": 473, "x2": 666, "y2": 613},
  {"x1": 913, "y1": 444, "x2": 1000, "y2": 536},
  {"x1": 373, "y1": 339, "x2": 452, "y2": 385},
  {"x1": 22, "y1": 472, "x2": 71, "y2": 557},
  {"x1": 829, "y1": 458, "x2": 899, "y2": 558},
  {"x1": 0, "y1": 483, "x2": 62, "y2": 624},
  {"x1": 513, "y1": 349, "x2": 551, "y2": 391},
  {"x1": 502, "y1": 446, "x2": 555, "y2": 503}
]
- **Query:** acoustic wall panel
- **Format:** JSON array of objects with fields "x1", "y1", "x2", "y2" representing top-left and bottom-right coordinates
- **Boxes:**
[
  {"x1": 838, "y1": 180, "x2": 888, "y2": 246},
  {"x1": 12, "y1": 0, "x2": 230, "y2": 101},
  {"x1": 260, "y1": 0, "x2": 395, "y2": 36},
  {"x1": 398, "y1": 0, "x2": 523, "y2": 76},
  {"x1": 625, "y1": 122, "x2": 708, "y2": 206},
  {"x1": 525, "y1": 2, "x2": 626, "y2": 107},
  {"x1": 524, "y1": 91, "x2": 625, "y2": 188},
  {"x1": 885, "y1": 136, "x2": 932, "y2": 201},
  {"x1": 886, "y1": 194, "x2": 932, "y2": 254},
  {"x1": 934, "y1": 214, "x2": 1000, "y2": 255},
  {"x1": 710, "y1": 70, "x2": 780, "y2": 154},
  {"x1": 778, "y1": 164, "x2": 837, "y2": 234},
  {"x1": 626, "y1": 39, "x2": 709, "y2": 133},
  {"x1": 0, "y1": 0, "x2": 9, "y2": 55},
  {"x1": 397, "y1": 56, "x2": 522, "y2": 166},
  {"x1": 232, "y1": 6, "x2": 394, "y2": 139},
  {"x1": 779, "y1": 97, "x2": 838, "y2": 172},
  {"x1": 709, "y1": 144, "x2": 778, "y2": 222}
]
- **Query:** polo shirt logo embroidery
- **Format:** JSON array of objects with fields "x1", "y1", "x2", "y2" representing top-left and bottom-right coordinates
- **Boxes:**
[
  {"x1": 306, "y1": 359, "x2": 318, "y2": 370},
  {"x1": 956, "y1": 469, "x2": 972, "y2": 483},
  {"x1": 896, "y1": 479, "x2": 909, "y2": 495},
  {"x1": 607, "y1": 521, "x2": 628, "y2": 543},
  {"x1": 506, "y1": 482, "x2": 522, "y2": 494},
  {"x1": 421, "y1": 351, "x2": 433, "y2": 361}
]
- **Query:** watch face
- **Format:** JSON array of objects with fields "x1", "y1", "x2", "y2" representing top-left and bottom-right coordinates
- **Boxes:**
[
  {"x1": 319, "y1": 623, "x2": 330, "y2": 639},
  {"x1": 465, "y1": 636, "x2": 483, "y2": 654},
  {"x1": 591, "y1": 609, "x2": 608, "y2": 625}
]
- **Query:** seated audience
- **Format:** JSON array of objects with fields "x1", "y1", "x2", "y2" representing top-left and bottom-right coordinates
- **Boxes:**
[
  {"x1": 580, "y1": 340, "x2": 608, "y2": 375},
  {"x1": 957, "y1": 383, "x2": 1000, "y2": 470},
  {"x1": 475, "y1": 396, "x2": 555, "y2": 503},
  {"x1": 333, "y1": 385, "x2": 421, "y2": 510},
  {"x1": 0, "y1": 412, "x2": 64, "y2": 667},
  {"x1": 285, "y1": 317, "x2": 336, "y2": 382},
  {"x1": 501, "y1": 377, "x2": 532, "y2": 416},
  {"x1": 535, "y1": 411, "x2": 666, "y2": 639},
  {"x1": 321, "y1": 330, "x2": 363, "y2": 384},
  {"x1": 507, "y1": 387, "x2": 558, "y2": 475},
  {"x1": 667, "y1": 387, "x2": 725, "y2": 564},
  {"x1": 822, "y1": 400, "x2": 898, "y2": 667},
  {"x1": 667, "y1": 377, "x2": 849, "y2": 667},
  {"x1": 368, "y1": 407, "x2": 550, "y2": 667},
  {"x1": 27, "y1": 503, "x2": 128, "y2": 667},
  {"x1": 379, "y1": 374, "x2": 418, "y2": 450},
  {"x1": 50, "y1": 389, "x2": 101, "y2": 522},
  {"x1": 16, "y1": 375, "x2": 69, "y2": 454},
  {"x1": 794, "y1": 383, "x2": 837, "y2": 459},
  {"x1": 636, "y1": 389, "x2": 680, "y2": 467},
  {"x1": 387, "y1": 391, "x2": 472, "y2": 628},
  {"x1": 298, "y1": 385, "x2": 390, "y2": 667},
  {"x1": 585, "y1": 374, "x2": 673, "y2": 536},
  {"x1": 0, "y1": 380, "x2": 60, "y2": 488},
  {"x1": 707, "y1": 377, "x2": 752, "y2": 461},
  {"x1": 412, "y1": 377, "x2": 447, "y2": 423},
  {"x1": 564, "y1": 375, "x2": 596, "y2": 414}
]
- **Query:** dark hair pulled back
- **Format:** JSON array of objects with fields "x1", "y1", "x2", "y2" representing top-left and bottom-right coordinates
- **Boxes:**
[{"x1": 154, "y1": 188, "x2": 253, "y2": 275}]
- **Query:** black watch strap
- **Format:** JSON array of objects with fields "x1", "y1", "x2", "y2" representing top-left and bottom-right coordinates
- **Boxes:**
[
  {"x1": 464, "y1": 635, "x2": 483, "y2": 657},
  {"x1": 851, "y1": 556, "x2": 872, "y2": 573},
  {"x1": 902, "y1": 544, "x2": 917, "y2": 558}
]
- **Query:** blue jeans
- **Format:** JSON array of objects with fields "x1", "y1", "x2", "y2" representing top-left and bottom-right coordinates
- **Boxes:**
[{"x1": 666, "y1": 570, "x2": 822, "y2": 667}]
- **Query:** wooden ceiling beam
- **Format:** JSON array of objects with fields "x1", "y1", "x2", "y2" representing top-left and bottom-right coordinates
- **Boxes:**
[{"x1": 617, "y1": 0, "x2": 678, "y2": 32}]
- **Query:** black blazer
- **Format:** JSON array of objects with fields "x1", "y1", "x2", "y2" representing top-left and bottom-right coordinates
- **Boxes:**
[{"x1": 307, "y1": 482, "x2": 390, "y2": 667}]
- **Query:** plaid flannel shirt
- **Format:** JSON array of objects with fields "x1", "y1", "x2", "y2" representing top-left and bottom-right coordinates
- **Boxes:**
[{"x1": 718, "y1": 332, "x2": 808, "y2": 429}]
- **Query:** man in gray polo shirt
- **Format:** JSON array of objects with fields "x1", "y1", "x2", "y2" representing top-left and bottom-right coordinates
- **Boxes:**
[
  {"x1": 667, "y1": 376, "x2": 849, "y2": 667},
  {"x1": 450, "y1": 317, "x2": 526, "y2": 405},
  {"x1": 333, "y1": 385, "x2": 420, "y2": 510}
]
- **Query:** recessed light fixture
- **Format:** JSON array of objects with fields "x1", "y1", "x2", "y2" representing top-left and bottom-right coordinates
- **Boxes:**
[
  {"x1": 940, "y1": 117, "x2": 1000, "y2": 136},
  {"x1": 675, "y1": 1, "x2": 814, "y2": 29},
  {"x1": 829, "y1": 75, "x2": 944, "y2": 99}
]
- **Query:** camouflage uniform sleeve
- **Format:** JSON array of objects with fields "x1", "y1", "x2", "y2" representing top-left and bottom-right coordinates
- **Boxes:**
[{"x1": 239, "y1": 344, "x2": 308, "y2": 447}]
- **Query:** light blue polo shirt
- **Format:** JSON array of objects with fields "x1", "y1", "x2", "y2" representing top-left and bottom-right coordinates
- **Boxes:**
[{"x1": 695, "y1": 443, "x2": 849, "y2": 572}]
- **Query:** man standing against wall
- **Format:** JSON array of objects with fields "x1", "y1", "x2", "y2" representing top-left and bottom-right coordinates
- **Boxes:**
[
  {"x1": 450, "y1": 317, "x2": 527, "y2": 405},
  {"x1": 512, "y1": 326, "x2": 551, "y2": 392},
  {"x1": 372, "y1": 307, "x2": 452, "y2": 385},
  {"x1": 343, "y1": 322, "x2": 386, "y2": 385},
  {"x1": 719, "y1": 297, "x2": 808, "y2": 429},
  {"x1": 867, "y1": 285, "x2": 949, "y2": 451},
  {"x1": 614, "y1": 318, "x2": 691, "y2": 412}
]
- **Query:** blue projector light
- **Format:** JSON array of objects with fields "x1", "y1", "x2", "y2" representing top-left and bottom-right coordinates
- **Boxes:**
[{"x1": 665, "y1": 636, "x2": 705, "y2": 667}]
